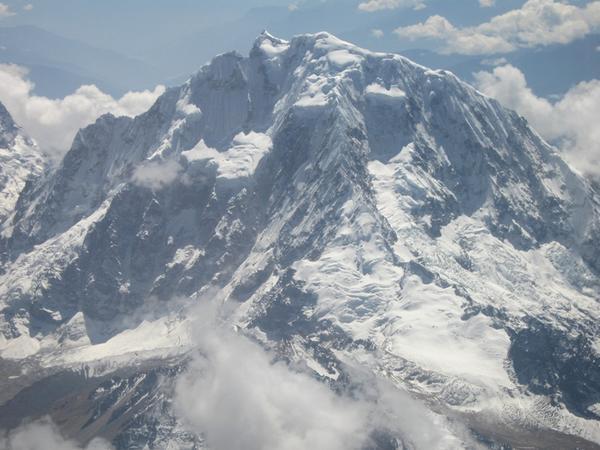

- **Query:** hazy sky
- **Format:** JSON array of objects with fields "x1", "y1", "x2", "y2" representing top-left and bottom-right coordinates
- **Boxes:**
[{"x1": 0, "y1": 0, "x2": 543, "y2": 57}]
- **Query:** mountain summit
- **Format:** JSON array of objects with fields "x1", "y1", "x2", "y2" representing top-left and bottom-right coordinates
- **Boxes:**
[{"x1": 1, "y1": 32, "x2": 599, "y2": 449}]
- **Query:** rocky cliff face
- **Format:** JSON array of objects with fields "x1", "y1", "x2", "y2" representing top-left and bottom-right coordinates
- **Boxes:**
[
  {"x1": 1, "y1": 32, "x2": 599, "y2": 449},
  {"x1": 0, "y1": 102, "x2": 45, "y2": 259}
]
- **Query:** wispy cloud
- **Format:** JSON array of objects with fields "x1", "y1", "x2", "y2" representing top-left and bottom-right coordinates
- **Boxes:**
[
  {"x1": 0, "y1": 3, "x2": 15, "y2": 18},
  {"x1": 395, "y1": 0, "x2": 600, "y2": 55},
  {"x1": 475, "y1": 65, "x2": 600, "y2": 177},
  {"x1": 0, "y1": 64, "x2": 165, "y2": 161},
  {"x1": 0, "y1": 417, "x2": 113, "y2": 450},
  {"x1": 358, "y1": 0, "x2": 426, "y2": 12},
  {"x1": 132, "y1": 159, "x2": 184, "y2": 190}
]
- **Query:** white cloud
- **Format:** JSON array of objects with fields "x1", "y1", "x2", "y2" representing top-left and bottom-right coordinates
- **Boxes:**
[
  {"x1": 288, "y1": 3, "x2": 298, "y2": 11},
  {"x1": 0, "y1": 417, "x2": 113, "y2": 450},
  {"x1": 0, "y1": 3, "x2": 15, "y2": 17},
  {"x1": 480, "y1": 56, "x2": 508, "y2": 66},
  {"x1": 174, "y1": 303, "x2": 473, "y2": 450},
  {"x1": 371, "y1": 28, "x2": 385, "y2": 38},
  {"x1": 395, "y1": 0, "x2": 600, "y2": 55},
  {"x1": 0, "y1": 64, "x2": 165, "y2": 161},
  {"x1": 474, "y1": 65, "x2": 600, "y2": 177},
  {"x1": 176, "y1": 330, "x2": 368, "y2": 450},
  {"x1": 479, "y1": 0, "x2": 494, "y2": 7},
  {"x1": 23, "y1": 3, "x2": 34, "y2": 11},
  {"x1": 358, "y1": 0, "x2": 426, "y2": 12},
  {"x1": 132, "y1": 159, "x2": 183, "y2": 190},
  {"x1": 395, "y1": 14, "x2": 516, "y2": 54}
]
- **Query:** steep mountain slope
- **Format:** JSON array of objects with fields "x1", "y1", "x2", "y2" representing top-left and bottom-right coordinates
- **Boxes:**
[
  {"x1": 0, "y1": 32, "x2": 599, "y2": 449},
  {"x1": 0, "y1": 101, "x2": 45, "y2": 244}
]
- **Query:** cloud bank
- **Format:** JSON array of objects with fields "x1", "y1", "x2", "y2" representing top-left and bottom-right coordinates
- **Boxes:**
[
  {"x1": 474, "y1": 65, "x2": 600, "y2": 177},
  {"x1": 395, "y1": 0, "x2": 600, "y2": 55},
  {"x1": 0, "y1": 417, "x2": 113, "y2": 450},
  {"x1": 0, "y1": 64, "x2": 165, "y2": 161},
  {"x1": 174, "y1": 304, "x2": 471, "y2": 450}
]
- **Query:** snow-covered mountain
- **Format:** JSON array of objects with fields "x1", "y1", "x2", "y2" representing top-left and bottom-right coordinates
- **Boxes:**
[{"x1": 1, "y1": 32, "x2": 599, "y2": 449}]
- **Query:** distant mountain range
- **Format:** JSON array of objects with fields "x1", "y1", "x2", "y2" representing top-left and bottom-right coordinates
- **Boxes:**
[{"x1": 0, "y1": 25, "x2": 165, "y2": 98}]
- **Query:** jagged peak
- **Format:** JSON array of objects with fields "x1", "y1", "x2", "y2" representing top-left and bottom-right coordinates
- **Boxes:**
[
  {"x1": 188, "y1": 50, "x2": 245, "y2": 84},
  {"x1": 250, "y1": 30, "x2": 429, "y2": 78},
  {"x1": 255, "y1": 29, "x2": 288, "y2": 45},
  {"x1": 252, "y1": 30, "x2": 290, "y2": 59}
]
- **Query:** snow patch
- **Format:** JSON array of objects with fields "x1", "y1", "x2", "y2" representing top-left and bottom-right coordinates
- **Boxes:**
[
  {"x1": 294, "y1": 75, "x2": 330, "y2": 108},
  {"x1": 313, "y1": 33, "x2": 361, "y2": 53},
  {"x1": 384, "y1": 274, "x2": 511, "y2": 388},
  {"x1": 183, "y1": 132, "x2": 272, "y2": 182},
  {"x1": 306, "y1": 357, "x2": 339, "y2": 380},
  {"x1": 295, "y1": 94, "x2": 329, "y2": 108},
  {"x1": 181, "y1": 139, "x2": 219, "y2": 162},
  {"x1": 167, "y1": 245, "x2": 204, "y2": 271},
  {"x1": 588, "y1": 403, "x2": 600, "y2": 416},
  {"x1": 260, "y1": 39, "x2": 290, "y2": 57},
  {"x1": 43, "y1": 313, "x2": 193, "y2": 368},
  {"x1": 118, "y1": 282, "x2": 130, "y2": 295},
  {"x1": 327, "y1": 50, "x2": 362, "y2": 68},
  {"x1": 0, "y1": 333, "x2": 40, "y2": 359},
  {"x1": 366, "y1": 83, "x2": 406, "y2": 99}
]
